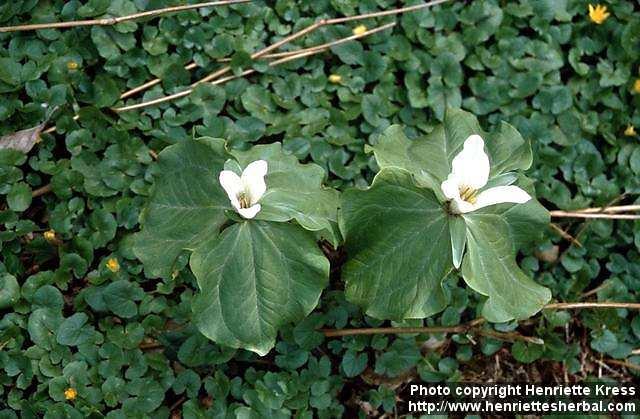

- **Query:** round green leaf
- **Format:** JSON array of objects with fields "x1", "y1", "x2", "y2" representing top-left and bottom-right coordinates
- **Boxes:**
[
  {"x1": 134, "y1": 137, "x2": 232, "y2": 278},
  {"x1": 191, "y1": 221, "x2": 329, "y2": 355},
  {"x1": 461, "y1": 213, "x2": 551, "y2": 322},
  {"x1": 340, "y1": 168, "x2": 452, "y2": 320},
  {"x1": 0, "y1": 273, "x2": 19, "y2": 309}
]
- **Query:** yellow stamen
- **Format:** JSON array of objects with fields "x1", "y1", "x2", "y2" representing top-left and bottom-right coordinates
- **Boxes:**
[
  {"x1": 459, "y1": 186, "x2": 478, "y2": 204},
  {"x1": 634, "y1": 79, "x2": 640, "y2": 94},
  {"x1": 67, "y1": 60, "x2": 79, "y2": 70},
  {"x1": 238, "y1": 194, "x2": 250, "y2": 209},
  {"x1": 328, "y1": 74, "x2": 342, "y2": 83},
  {"x1": 588, "y1": 4, "x2": 610, "y2": 25}
]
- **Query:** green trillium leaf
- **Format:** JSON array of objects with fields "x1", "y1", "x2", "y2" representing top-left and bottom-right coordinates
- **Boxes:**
[
  {"x1": 231, "y1": 143, "x2": 341, "y2": 245},
  {"x1": 462, "y1": 213, "x2": 551, "y2": 322},
  {"x1": 191, "y1": 221, "x2": 329, "y2": 355},
  {"x1": 372, "y1": 108, "x2": 532, "y2": 184},
  {"x1": 476, "y1": 176, "x2": 550, "y2": 249},
  {"x1": 449, "y1": 216, "x2": 466, "y2": 269},
  {"x1": 340, "y1": 168, "x2": 452, "y2": 320},
  {"x1": 134, "y1": 138, "x2": 232, "y2": 278}
]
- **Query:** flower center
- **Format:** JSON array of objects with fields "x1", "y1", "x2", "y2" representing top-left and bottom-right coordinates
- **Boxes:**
[
  {"x1": 459, "y1": 185, "x2": 478, "y2": 204},
  {"x1": 238, "y1": 193, "x2": 251, "y2": 209}
]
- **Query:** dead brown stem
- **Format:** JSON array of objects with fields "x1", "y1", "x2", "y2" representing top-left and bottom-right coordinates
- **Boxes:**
[
  {"x1": 549, "y1": 211, "x2": 640, "y2": 220},
  {"x1": 112, "y1": 22, "x2": 396, "y2": 112},
  {"x1": 31, "y1": 184, "x2": 52, "y2": 198},
  {"x1": 0, "y1": 0, "x2": 251, "y2": 33}
]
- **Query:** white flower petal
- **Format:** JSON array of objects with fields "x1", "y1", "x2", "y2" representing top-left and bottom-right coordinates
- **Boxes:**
[
  {"x1": 450, "y1": 135, "x2": 490, "y2": 190},
  {"x1": 441, "y1": 176, "x2": 461, "y2": 200},
  {"x1": 238, "y1": 204, "x2": 261, "y2": 219},
  {"x1": 219, "y1": 170, "x2": 242, "y2": 206},
  {"x1": 241, "y1": 160, "x2": 268, "y2": 204},
  {"x1": 450, "y1": 198, "x2": 475, "y2": 214},
  {"x1": 474, "y1": 186, "x2": 531, "y2": 211}
]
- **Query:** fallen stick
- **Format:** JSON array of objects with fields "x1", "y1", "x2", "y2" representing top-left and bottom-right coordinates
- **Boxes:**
[
  {"x1": 0, "y1": 0, "x2": 251, "y2": 33},
  {"x1": 321, "y1": 302, "x2": 640, "y2": 337},
  {"x1": 113, "y1": 0, "x2": 450, "y2": 111},
  {"x1": 549, "y1": 211, "x2": 640, "y2": 220},
  {"x1": 112, "y1": 22, "x2": 396, "y2": 112}
]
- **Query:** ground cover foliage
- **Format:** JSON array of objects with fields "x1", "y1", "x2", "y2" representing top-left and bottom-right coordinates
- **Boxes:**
[{"x1": 1, "y1": 0, "x2": 640, "y2": 417}]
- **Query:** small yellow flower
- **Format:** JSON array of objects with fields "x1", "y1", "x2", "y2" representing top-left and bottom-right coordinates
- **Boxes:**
[
  {"x1": 352, "y1": 25, "x2": 367, "y2": 36},
  {"x1": 64, "y1": 387, "x2": 77, "y2": 401},
  {"x1": 43, "y1": 229, "x2": 56, "y2": 242},
  {"x1": 106, "y1": 258, "x2": 120, "y2": 273},
  {"x1": 625, "y1": 125, "x2": 637, "y2": 136},
  {"x1": 588, "y1": 4, "x2": 610, "y2": 25},
  {"x1": 67, "y1": 60, "x2": 79, "y2": 70},
  {"x1": 634, "y1": 79, "x2": 640, "y2": 94},
  {"x1": 328, "y1": 74, "x2": 342, "y2": 83}
]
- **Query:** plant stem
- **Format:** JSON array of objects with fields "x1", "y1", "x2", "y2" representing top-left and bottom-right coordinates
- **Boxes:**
[
  {"x1": 112, "y1": 0, "x2": 450, "y2": 110},
  {"x1": 605, "y1": 359, "x2": 640, "y2": 372},
  {"x1": 324, "y1": 0, "x2": 450, "y2": 24},
  {"x1": 321, "y1": 318, "x2": 485, "y2": 337},
  {"x1": 549, "y1": 211, "x2": 640, "y2": 220},
  {"x1": 574, "y1": 204, "x2": 640, "y2": 213},
  {"x1": 543, "y1": 302, "x2": 640, "y2": 310},
  {"x1": 31, "y1": 184, "x2": 52, "y2": 198},
  {"x1": 0, "y1": 0, "x2": 251, "y2": 33},
  {"x1": 112, "y1": 22, "x2": 395, "y2": 112},
  {"x1": 321, "y1": 302, "x2": 640, "y2": 338}
]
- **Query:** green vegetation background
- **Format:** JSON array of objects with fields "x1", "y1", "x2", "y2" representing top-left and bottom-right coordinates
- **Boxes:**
[{"x1": 1, "y1": 0, "x2": 640, "y2": 417}]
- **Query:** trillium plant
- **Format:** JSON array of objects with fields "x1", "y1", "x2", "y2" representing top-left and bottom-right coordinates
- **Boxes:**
[
  {"x1": 135, "y1": 109, "x2": 551, "y2": 355},
  {"x1": 134, "y1": 138, "x2": 339, "y2": 355},
  {"x1": 340, "y1": 109, "x2": 551, "y2": 323}
]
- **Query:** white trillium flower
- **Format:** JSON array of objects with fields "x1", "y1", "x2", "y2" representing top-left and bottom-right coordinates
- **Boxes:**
[
  {"x1": 441, "y1": 135, "x2": 531, "y2": 214},
  {"x1": 219, "y1": 160, "x2": 268, "y2": 219}
]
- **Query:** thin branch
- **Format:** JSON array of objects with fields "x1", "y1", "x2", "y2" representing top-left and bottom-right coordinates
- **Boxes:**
[
  {"x1": 121, "y1": 62, "x2": 198, "y2": 100},
  {"x1": 605, "y1": 359, "x2": 640, "y2": 372},
  {"x1": 0, "y1": 0, "x2": 251, "y2": 33},
  {"x1": 195, "y1": 19, "x2": 327, "y2": 87},
  {"x1": 477, "y1": 329, "x2": 544, "y2": 345},
  {"x1": 543, "y1": 302, "x2": 640, "y2": 310},
  {"x1": 324, "y1": 0, "x2": 450, "y2": 24},
  {"x1": 580, "y1": 281, "x2": 613, "y2": 299},
  {"x1": 321, "y1": 318, "x2": 485, "y2": 337},
  {"x1": 321, "y1": 302, "x2": 640, "y2": 338},
  {"x1": 574, "y1": 204, "x2": 640, "y2": 214},
  {"x1": 112, "y1": 22, "x2": 396, "y2": 112},
  {"x1": 549, "y1": 211, "x2": 640, "y2": 220},
  {"x1": 549, "y1": 223, "x2": 582, "y2": 247},
  {"x1": 117, "y1": 13, "x2": 397, "y2": 100},
  {"x1": 113, "y1": 0, "x2": 449, "y2": 110},
  {"x1": 31, "y1": 184, "x2": 52, "y2": 198},
  {"x1": 195, "y1": 0, "x2": 449, "y2": 85}
]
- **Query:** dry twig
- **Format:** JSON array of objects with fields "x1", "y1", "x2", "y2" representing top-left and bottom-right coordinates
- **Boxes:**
[
  {"x1": 112, "y1": 22, "x2": 397, "y2": 112},
  {"x1": 549, "y1": 211, "x2": 640, "y2": 220},
  {"x1": 321, "y1": 302, "x2": 640, "y2": 338},
  {"x1": 0, "y1": 0, "x2": 251, "y2": 33},
  {"x1": 112, "y1": 0, "x2": 449, "y2": 111}
]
